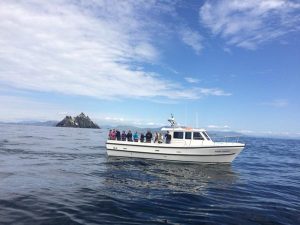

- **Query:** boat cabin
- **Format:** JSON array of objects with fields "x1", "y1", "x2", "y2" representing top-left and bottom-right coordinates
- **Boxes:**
[{"x1": 161, "y1": 127, "x2": 213, "y2": 145}]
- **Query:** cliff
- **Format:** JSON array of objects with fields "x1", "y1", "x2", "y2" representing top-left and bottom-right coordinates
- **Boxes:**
[{"x1": 56, "y1": 113, "x2": 100, "y2": 129}]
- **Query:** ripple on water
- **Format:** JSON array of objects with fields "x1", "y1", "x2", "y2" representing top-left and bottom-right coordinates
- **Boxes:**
[{"x1": 0, "y1": 126, "x2": 299, "y2": 224}]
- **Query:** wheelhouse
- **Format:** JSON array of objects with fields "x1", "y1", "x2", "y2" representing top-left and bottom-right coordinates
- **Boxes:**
[{"x1": 161, "y1": 127, "x2": 213, "y2": 143}]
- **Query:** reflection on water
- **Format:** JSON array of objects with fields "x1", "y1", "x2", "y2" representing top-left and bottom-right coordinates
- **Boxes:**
[{"x1": 104, "y1": 157, "x2": 238, "y2": 196}]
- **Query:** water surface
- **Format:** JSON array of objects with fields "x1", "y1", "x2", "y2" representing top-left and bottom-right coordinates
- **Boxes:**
[{"x1": 0, "y1": 125, "x2": 299, "y2": 224}]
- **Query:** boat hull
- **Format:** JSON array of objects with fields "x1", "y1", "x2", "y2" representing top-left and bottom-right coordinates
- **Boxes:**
[{"x1": 106, "y1": 141, "x2": 244, "y2": 163}]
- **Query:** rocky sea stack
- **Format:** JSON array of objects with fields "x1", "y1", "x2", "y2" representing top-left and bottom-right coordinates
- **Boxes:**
[{"x1": 56, "y1": 113, "x2": 100, "y2": 129}]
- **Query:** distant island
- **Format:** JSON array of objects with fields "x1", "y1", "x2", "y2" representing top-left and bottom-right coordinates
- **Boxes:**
[{"x1": 56, "y1": 113, "x2": 100, "y2": 129}]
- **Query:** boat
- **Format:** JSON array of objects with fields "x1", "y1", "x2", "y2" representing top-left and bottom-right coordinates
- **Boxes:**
[{"x1": 106, "y1": 115, "x2": 245, "y2": 163}]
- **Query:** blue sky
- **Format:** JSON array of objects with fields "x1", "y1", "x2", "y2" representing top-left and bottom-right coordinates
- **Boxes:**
[{"x1": 0, "y1": 0, "x2": 299, "y2": 137}]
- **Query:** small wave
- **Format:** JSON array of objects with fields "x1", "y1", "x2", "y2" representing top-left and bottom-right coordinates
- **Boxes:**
[
  {"x1": 0, "y1": 126, "x2": 299, "y2": 224},
  {"x1": 18, "y1": 135, "x2": 35, "y2": 138},
  {"x1": 0, "y1": 172, "x2": 15, "y2": 179}
]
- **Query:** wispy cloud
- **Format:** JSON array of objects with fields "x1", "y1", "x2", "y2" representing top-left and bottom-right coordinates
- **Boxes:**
[
  {"x1": 199, "y1": 0, "x2": 300, "y2": 49},
  {"x1": 261, "y1": 99, "x2": 289, "y2": 107},
  {"x1": 104, "y1": 117, "x2": 125, "y2": 122},
  {"x1": 184, "y1": 77, "x2": 201, "y2": 84},
  {"x1": 207, "y1": 124, "x2": 230, "y2": 130},
  {"x1": 223, "y1": 47, "x2": 232, "y2": 54},
  {"x1": 0, "y1": 1, "x2": 229, "y2": 101},
  {"x1": 199, "y1": 88, "x2": 231, "y2": 97},
  {"x1": 101, "y1": 116, "x2": 163, "y2": 127},
  {"x1": 179, "y1": 27, "x2": 203, "y2": 54}
]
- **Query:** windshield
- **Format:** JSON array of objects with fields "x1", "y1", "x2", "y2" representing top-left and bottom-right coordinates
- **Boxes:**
[{"x1": 202, "y1": 132, "x2": 211, "y2": 141}]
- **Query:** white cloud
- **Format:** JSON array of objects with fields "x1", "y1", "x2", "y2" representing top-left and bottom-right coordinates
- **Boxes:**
[
  {"x1": 100, "y1": 115, "x2": 163, "y2": 127},
  {"x1": 184, "y1": 77, "x2": 201, "y2": 84},
  {"x1": 104, "y1": 117, "x2": 125, "y2": 122},
  {"x1": 199, "y1": 0, "x2": 300, "y2": 49},
  {"x1": 0, "y1": 1, "x2": 230, "y2": 101},
  {"x1": 179, "y1": 27, "x2": 203, "y2": 54},
  {"x1": 199, "y1": 88, "x2": 231, "y2": 96},
  {"x1": 207, "y1": 125, "x2": 230, "y2": 129},
  {"x1": 223, "y1": 47, "x2": 232, "y2": 54},
  {"x1": 134, "y1": 43, "x2": 159, "y2": 62},
  {"x1": 261, "y1": 99, "x2": 289, "y2": 107}
]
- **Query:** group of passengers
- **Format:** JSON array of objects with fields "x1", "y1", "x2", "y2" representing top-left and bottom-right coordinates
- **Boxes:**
[{"x1": 108, "y1": 129, "x2": 172, "y2": 144}]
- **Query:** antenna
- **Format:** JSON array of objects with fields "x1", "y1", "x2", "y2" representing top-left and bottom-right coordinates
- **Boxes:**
[{"x1": 168, "y1": 114, "x2": 177, "y2": 127}]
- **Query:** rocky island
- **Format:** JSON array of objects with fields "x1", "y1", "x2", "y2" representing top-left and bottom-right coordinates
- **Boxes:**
[{"x1": 56, "y1": 113, "x2": 100, "y2": 129}]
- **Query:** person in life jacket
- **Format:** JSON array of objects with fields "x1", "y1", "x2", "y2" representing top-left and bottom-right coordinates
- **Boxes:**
[{"x1": 133, "y1": 131, "x2": 139, "y2": 142}]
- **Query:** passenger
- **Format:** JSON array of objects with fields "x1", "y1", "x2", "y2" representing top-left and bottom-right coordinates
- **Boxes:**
[
  {"x1": 116, "y1": 130, "x2": 121, "y2": 141},
  {"x1": 111, "y1": 129, "x2": 116, "y2": 140},
  {"x1": 127, "y1": 130, "x2": 133, "y2": 142},
  {"x1": 154, "y1": 132, "x2": 158, "y2": 143},
  {"x1": 133, "y1": 131, "x2": 139, "y2": 142},
  {"x1": 158, "y1": 133, "x2": 163, "y2": 143},
  {"x1": 145, "y1": 130, "x2": 152, "y2": 143},
  {"x1": 121, "y1": 131, "x2": 126, "y2": 141},
  {"x1": 165, "y1": 131, "x2": 171, "y2": 144},
  {"x1": 140, "y1": 133, "x2": 145, "y2": 142},
  {"x1": 108, "y1": 129, "x2": 112, "y2": 140}
]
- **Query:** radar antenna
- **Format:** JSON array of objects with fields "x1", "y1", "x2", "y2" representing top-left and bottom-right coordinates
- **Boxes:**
[{"x1": 168, "y1": 114, "x2": 177, "y2": 127}]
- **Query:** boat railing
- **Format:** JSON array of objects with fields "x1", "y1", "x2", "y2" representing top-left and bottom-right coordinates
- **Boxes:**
[{"x1": 211, "y1": 136, "x2": 242, "y2": 143}]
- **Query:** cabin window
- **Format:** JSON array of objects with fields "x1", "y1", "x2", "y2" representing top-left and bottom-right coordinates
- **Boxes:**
[
  {"x1": 202, "y1": 132, "x2": 211, "y2": 141},
  {"x1": 185, "y1": 132, "x2": 192, "y2": 139},
  {"x1": 173, "y1": 132, "x2": 184, "y2": 139},
  {"x1": 193, "y1": 132, "x2": 204, "y2": 140}
]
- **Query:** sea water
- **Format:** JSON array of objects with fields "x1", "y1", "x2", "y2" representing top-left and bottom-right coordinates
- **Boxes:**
[{"x1": 0, "y1": 124, "x2": 299, "y2": 224}]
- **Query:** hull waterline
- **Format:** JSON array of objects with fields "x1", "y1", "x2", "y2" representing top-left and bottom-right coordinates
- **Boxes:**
[{"x1": 106, "y1": 141, "x2": 244, "y2": 163}]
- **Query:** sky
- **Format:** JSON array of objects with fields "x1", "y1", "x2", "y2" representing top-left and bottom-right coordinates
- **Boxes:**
[{"x1": 0, "y1": 0, "x2": 299, "y2": 137}]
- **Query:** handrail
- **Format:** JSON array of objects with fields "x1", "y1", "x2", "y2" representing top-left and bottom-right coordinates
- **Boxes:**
[{"x1": 211, "y1": 136, "x2": 242, "y2": 143}]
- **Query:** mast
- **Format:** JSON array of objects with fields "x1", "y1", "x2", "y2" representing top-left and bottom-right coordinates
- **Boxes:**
[{"x1": 168, "y1": 114, "x2": 177, "y2": 127}]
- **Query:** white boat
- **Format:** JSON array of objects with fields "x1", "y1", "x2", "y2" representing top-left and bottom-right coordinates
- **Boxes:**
[{"x1": 106, "y1": 116, "x2": 245, "y2": 163}]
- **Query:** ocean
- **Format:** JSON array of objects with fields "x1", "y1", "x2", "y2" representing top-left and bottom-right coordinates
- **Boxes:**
[{"x1": 0, "y1": 124, "x2": 299, "y2": 225}]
